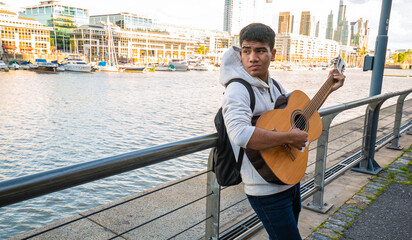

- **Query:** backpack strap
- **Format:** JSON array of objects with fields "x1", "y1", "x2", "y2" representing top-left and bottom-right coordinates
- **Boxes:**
[
  {"x1": 225, "y1": 78, "x2": 255, "y2": 166},
  {"x1": 226, "y1": 78, "x2": 256, "y2": 112},
  {"x1": 271, "y1": 78, "x2": 283, "y2": 94}
]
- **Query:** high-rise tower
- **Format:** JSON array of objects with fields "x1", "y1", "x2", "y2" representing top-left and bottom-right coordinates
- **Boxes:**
[
  {"x1": 325, "y1": 11, "x2": 334, "y2": 40},
  {"x1": 334, "y1": 0, "x2": 348, "y2": 44},
  {"x1": 299, "y1": 11, "x2": 312, "y2": 36},
  {"x1": 223, "y1": 0, "x2": 233, "y2": 34},
  {"x1": 227, "y1": 0, "x2": 275, "y2": 36},
  {"x1": 278, "y1": 12, "x2": 294, "y2": 34}
]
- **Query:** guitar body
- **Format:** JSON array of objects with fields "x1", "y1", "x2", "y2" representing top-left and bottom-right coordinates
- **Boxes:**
[{"x1": 255, "y1": 90, "x2": 323, "y2": 185}]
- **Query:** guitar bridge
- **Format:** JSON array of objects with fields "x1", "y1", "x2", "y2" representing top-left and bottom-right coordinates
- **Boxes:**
[{"x1": 282, "y1": 144, "x2": 296, "y2": 161}]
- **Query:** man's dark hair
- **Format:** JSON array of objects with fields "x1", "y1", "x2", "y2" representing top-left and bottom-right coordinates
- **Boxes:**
[{"x1": 239, "y1": 23, "x2": 276, "y2": 50}]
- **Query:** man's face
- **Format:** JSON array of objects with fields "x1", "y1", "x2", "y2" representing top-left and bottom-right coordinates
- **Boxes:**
[{"x1": 240, "y1": 41, "x2": 276, "y2": 81}]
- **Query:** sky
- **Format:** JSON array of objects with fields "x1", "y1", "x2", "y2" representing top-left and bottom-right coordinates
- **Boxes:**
[{"x1": 3, "y1": 0, "x2": 412, "y2": 50}]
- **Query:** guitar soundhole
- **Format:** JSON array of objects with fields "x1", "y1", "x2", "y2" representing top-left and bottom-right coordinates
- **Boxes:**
[{"x1": 293, "y1": 113, "x2": 307, "y2": 131}]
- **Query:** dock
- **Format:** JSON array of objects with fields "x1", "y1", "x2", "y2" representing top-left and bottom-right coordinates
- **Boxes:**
[{"x1": 9, "y1": 99, "x2": 412, "y2": 240}]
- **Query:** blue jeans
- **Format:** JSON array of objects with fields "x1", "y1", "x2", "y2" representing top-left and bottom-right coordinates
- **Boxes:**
[{"x1": 247, "y1": 183, "x2": 302, "y2": 240}]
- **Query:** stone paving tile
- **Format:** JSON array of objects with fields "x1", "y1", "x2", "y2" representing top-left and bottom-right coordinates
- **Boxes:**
[
  {"x1": 328, "y1": 218, "x2": 350, "y2": 227},
  {"x1": 357, "y1": 190, "x2": 376, "y2": 198},
  {"x1": 316, "y1": 228, "x2": 341, "y2": 239},
  {"x1": 363, "y1": 186, "x2": 380, "y2": 194},
  {"x1": 344, "y1": 198, "x2": 368, "y2": 209},
  {"x1": 323, "y1": 222, "x2": 345, "y2": 232},
  {"x1": 352, "y1": 194, "x2": 372, "y2": 204},
  {"x1": 373, "y1": 177, "x2": 389, "y2": 184},
  {"x1": 306, "y1": 148, "x2": 412, "y2": 240},
  {"x1": 365, "y1": 181, "x2": 385, "y2": 189},
  {"x1": 331, "y1": 212, "x2": 355, "y2": 223},
  {"x1": 338, "y1": 206, "x2": 360, "y2": 218},
  {"x1": 311, "y1": 232, "x2": 333, "y2": 240}
]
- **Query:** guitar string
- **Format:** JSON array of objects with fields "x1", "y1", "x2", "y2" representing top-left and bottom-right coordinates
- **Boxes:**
[
  {"x1": 292, "y1": 74, "x2": 336, "y2": 131},
  {"x1": 284, "y1": 59, "x2": 340, "y2": 131}
]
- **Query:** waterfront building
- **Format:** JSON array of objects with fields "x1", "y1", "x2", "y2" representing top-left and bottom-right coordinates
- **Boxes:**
[
  {"x1": 278, "y1": 12, "x2": 294, "y2": 34},
  {"x1": 315, "y1": 21, "x2": 320, "y2": 38},
  {"x1": 90, "y1": 12, "x2": 156, "y2": 31},
  {"x1": 70, "y1": 22, "x2": 231, "y2": 64},
  {"x1": 157, "y1": 24, "x2": 231, "y2": 55},
  {"x1": 274, "y1": 33, "x2": 340, "y2": 65},
  {"x1": 85, "y1": 12, "x2": 230, "y2": 63},
  {"x1": 299, "y1": 11, "x2": 313, "y2": 36},
  {"x1": 227, "y1": 0, "x2": 274, "y2": 36},
  {"x1": 0, "y1": 8, "x2": 52, "y2": 54},
  {"x1": 333, "y1": 0, "x2": 349, "y2": 45},
  {"x1": 19, "y1": 0, "x2": 89, "y2": 52},
  {"x1": 223, "y1": 0, "x2": 233, "y2": 34},
  {"x1": 325, "y1": 11, "x2": 334, "y2": 40},
  {"x1": 350, "y1": 18, "x2": 369, "y2": 51}
]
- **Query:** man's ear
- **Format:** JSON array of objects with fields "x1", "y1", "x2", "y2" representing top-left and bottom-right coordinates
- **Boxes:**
[{"x1": 271, "y1": 49, "x2": 276, "y2": 61}]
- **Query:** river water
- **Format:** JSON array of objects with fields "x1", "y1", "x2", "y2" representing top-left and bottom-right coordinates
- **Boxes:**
[{"x1": 1, "y1": 68, "x2": 411, "y2": 238}]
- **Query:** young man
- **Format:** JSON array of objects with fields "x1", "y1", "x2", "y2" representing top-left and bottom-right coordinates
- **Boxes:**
[{"x1": 219, "y1": 23, "x2": 345, "y2": 240}]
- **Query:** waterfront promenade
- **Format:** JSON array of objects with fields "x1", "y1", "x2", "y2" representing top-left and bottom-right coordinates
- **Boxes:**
[
  {"x1": 9, "y1": 99, "x2": 412, "y2": 240},
  {"x1": 251, "y1": 134, "x2": 412, "y2": 239}
]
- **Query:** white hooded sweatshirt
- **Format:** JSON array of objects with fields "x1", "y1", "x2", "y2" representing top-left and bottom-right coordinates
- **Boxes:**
[{"x1": 220, "y1": 46, "x2": 293, "y2": 196}]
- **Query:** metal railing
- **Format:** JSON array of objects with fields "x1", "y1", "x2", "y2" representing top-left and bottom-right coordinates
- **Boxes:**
[{"x1": 0, "y1": 88, "x2": 411, "y2": 239}]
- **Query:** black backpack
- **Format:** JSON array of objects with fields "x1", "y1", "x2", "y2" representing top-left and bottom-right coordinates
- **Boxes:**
[{"x1": 212, "y1": 78, "x2": 283, "y2": 186}]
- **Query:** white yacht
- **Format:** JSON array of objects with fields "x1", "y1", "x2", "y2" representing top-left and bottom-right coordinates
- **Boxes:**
[
  {"x1": 64, "y1": 59, "x2": 93, "y2": 73},
  {"x1": 0, "y1": 60, "x2": 9, "y2": 72},
  {"x1": 169, "y1": 61, "x2": 189, "y2": 71},
  {"x1": 191, "y1": 63, "x2": 216, "y2": 71},
  {"x1": 8, "y1": 60, "x2": 20, "y2": 70},
  {"x1": 155, "y1": 64, "x2": 174, "y2": 71}
]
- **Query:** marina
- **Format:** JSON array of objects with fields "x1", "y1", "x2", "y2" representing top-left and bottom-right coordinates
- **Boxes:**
[
  {"x1": 0, "y1": 0, "x2": 411, "y2": 239},
  {"x1": 1, "y1": 68, "x2": 412, "y2": 238}
]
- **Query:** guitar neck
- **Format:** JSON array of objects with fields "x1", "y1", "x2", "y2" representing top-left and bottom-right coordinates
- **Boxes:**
[{"x1": 303, "y1": 73, "x2": 337, "y2": 119}]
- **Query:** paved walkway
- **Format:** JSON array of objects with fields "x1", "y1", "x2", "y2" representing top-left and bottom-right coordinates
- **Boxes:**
[
  {"x1": 250, "y1": 132, "x2": 412, "y2": 240},
  {"x1": 307, "y1": 148, "x2": 412, "y2": 240}
]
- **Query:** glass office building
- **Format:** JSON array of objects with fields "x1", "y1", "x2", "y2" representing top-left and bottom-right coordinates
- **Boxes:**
[
  {"x1": 19, "y1": 0, "x2": 88, "y2": 51},
  {"x1": 90, "y1": 12, "x2": 156, "y2": 32}
]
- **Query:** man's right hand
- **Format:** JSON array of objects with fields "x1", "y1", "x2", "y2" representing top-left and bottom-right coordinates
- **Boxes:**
[{"x1": 288, "y1": 129, "x2": 308, "y2": 149}]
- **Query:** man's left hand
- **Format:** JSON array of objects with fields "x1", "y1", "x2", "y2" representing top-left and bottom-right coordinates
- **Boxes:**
[{"x1": 329, "y1": 69, "x2": 345, "y2": 92}]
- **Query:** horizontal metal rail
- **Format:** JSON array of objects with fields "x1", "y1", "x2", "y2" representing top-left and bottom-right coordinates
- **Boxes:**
[{"x1": 0, "y1": 134, "x2": 217, "y2": 207}]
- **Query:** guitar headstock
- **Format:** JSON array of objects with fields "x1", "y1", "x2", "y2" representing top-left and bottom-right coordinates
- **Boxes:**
[{"x1": 330, "y1": 55, "x2": 346, "y2": 74}]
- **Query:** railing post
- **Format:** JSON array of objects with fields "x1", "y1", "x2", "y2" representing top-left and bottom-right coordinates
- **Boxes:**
[
  {"x1": 408, "y1": 121, "x2": 412, "y2": 135},
  {"x1": 303, "y1": 113, "x2": 337, "y2": 213},
  {"x1": 205, "y1": 149, "x2": 221, "y2": 240},
  {"x1": 387, "y1": 93, "x2": 409, "y2": 150},
  {"x1": 352, "y1": 102, "x2": 383, "y2": 174}
]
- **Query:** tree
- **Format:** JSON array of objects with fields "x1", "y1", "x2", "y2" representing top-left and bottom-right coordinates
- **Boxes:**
[{"x1": 196, "y1": 46, "x2": 208, "y2": 55}]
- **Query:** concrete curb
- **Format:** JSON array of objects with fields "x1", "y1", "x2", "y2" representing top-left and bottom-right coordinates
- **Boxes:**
[{"x1": 306, "y1": 147, "x2": 412, "y2": 240}]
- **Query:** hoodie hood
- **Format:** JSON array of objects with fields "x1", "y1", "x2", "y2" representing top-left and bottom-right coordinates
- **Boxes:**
[{"x1": 219, "y1": 46, "x2": 269, "y2": 89}]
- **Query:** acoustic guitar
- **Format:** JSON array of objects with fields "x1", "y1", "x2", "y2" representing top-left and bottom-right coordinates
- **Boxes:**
[{"x1": 255, "y1": 56, "x2": 346, "y2": 185}]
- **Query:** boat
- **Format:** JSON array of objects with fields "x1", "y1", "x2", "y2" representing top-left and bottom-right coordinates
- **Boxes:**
[
  {"x1": 98, "y1": 24, "x2": 119, "y2": 72},
  {"x1": 51, "y1": 60, "x2": 65, "y2": 72},
  {"x1": 31, "y1": 59, "x2": 57, "y2": 73},
  {"x1": 121, "y1": 65, "x2": 146, "y2": 73},
  {"x1": 8, "y1": 60, "x2": 20, "y2": 70},
  {"x1": 19, "y1": 61, "x2": 34, "y2": 70},
  {"x1": 0, "y1": 60, "x2": 9, "y2": 72},
  {"x1": 98, "y1": 61, "x2": 119, "y2": 72},
  {"x1": 169, "y1": 61, "x2": 189, "y2": 71},
  {"x1": 64, "y1": 59, "x2": 93, "y2": 73},
  {"x1": 191, "y1": 63, "x2": 214, "y2": 71},
  {"x1": 155, "y1": 64, "x2": 174, "y2": 71}
]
